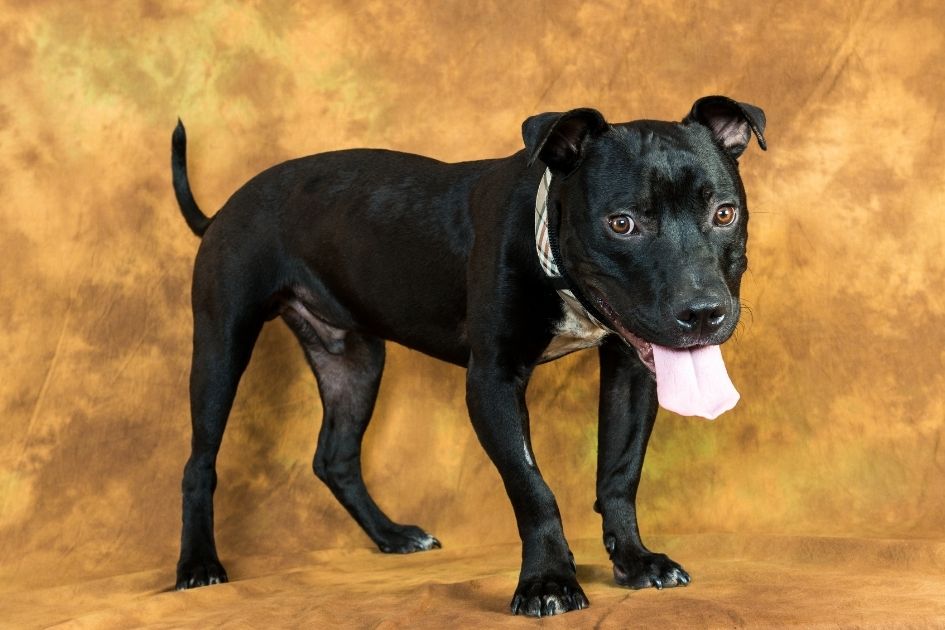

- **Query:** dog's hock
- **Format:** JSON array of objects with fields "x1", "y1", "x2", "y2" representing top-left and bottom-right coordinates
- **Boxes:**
[
  {"x1": 522, "y1": 108, "x2": 609, "y2": 173},
  {"x1": 684, "y1": 95, "x2": 767, "y2": 159}
]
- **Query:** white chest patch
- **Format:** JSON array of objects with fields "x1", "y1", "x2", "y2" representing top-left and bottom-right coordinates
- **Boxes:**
[{"x1": 539, "y1": 292, "x2": 611, "y2": 362}]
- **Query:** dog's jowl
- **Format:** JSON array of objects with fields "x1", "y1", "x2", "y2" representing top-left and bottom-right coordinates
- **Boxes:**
[{"x1": 172, "y1": 96, "x2": 766, "y2": 616}]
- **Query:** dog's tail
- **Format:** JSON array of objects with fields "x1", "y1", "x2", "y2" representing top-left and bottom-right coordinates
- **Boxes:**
[{"x1": 172, "y1": 119, "x2": 213, "y2": 238}]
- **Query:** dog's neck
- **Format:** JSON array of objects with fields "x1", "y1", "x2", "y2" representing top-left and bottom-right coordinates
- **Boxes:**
[{"x1": 533, "y1": 168, "x2": 609, "y2": 330}]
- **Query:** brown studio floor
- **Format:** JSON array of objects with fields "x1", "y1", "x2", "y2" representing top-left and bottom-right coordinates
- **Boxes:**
[{"x1": 3, "y1": 534, "x2": 944, "y2": 628}]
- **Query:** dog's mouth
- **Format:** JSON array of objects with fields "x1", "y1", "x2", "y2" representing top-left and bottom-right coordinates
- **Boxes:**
[
  {"x1": 590, "y1": 290, "x2": 740, "y2": 420},
  {"x1": 594, "y1": 295, "x2": 657, "y2": 371}
]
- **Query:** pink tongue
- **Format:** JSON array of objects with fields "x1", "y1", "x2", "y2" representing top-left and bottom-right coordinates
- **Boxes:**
[{"x1": 651, "y1": 345, "x2": 739, "y2": 420}]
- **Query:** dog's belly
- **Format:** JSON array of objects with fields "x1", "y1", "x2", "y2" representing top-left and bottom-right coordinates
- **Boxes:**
[{"x1": 539, "y1": 301, "x2": 610, "y2": 362}]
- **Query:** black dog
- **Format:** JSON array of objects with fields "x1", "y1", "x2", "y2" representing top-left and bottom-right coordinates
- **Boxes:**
[{"x1": 171, "y1": 95, "x2": 765, "y2": 617}]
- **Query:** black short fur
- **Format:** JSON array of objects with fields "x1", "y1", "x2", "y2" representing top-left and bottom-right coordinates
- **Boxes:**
[{"x1": 172, "y1": 96, "x2": 766, "y2": 617}]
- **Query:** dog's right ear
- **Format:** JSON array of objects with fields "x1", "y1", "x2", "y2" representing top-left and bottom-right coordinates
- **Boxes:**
[{"x1": 522, "y1": 108, "x2": 608, "y2": 173}]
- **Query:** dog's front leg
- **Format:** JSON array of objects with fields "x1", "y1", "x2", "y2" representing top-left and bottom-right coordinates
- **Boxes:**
[
  {"x1": 596, "y1": 336, "x2": 691, "y2": 590},
  {"x1": 466, "y1": 354, "x2": 589, "y2": 617}
]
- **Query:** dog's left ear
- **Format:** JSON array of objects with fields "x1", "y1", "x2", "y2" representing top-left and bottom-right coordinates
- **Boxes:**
[
  {"x1": 684, "y1": 95, "x2": 767, "y2": 159},
  {"x1": 522, "y1": 108, "x2": 609, "y2": 173}
]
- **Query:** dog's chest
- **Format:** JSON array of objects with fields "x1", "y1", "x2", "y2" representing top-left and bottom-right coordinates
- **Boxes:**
[{"x1": 539, "y1": 293, "x2": 610, "y2": 362}]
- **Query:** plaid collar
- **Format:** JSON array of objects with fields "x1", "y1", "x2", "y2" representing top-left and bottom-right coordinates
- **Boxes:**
[
  {"x1": 534, "y1": 168, "x2": 609, "y2": 330},
  {"x1": 533, "y1": 168, "x2": 561, "y2": 281}
]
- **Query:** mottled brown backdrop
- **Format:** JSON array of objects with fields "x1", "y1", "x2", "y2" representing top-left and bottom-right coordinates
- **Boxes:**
[{"x1": 2, "y1": 1, "x2": 944, "y2": 627}]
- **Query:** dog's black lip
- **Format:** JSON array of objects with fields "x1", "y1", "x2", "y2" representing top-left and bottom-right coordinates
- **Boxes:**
[
  {"x1": 585, "y1": 287, "x2": 656, "y2": 344},
  {"x1": 594, "y1": 294, "x2": 650, "y2": 345},
  {"x1": 584, "y1": 288, "x2": 656, "y2": 372}
]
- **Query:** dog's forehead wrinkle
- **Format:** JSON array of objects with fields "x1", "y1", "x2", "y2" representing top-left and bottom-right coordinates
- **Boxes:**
[
  {"x1": 611, "y1": 123, "x2": 736, "y2": 193},
  {"x1": 592, "y1": 126, "x2": 727, "y2": 215}
]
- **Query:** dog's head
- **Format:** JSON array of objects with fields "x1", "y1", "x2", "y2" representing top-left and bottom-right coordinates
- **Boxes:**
[{"x1": 523, "y1": 96, "x2": 766, "y2": 351}]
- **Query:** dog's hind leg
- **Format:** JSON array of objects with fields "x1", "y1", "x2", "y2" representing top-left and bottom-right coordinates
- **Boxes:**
[
  {"x1": 176, "y1": 304, "x2": 264, "y2": 590},
  {"x1": 287, "y1": 315, "x2": 440, "y2": 553}
]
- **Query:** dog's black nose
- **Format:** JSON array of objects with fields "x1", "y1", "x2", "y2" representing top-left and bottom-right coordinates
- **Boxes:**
[{"x1": 675, "y1": 300, "x2": 727, "y2": 336}]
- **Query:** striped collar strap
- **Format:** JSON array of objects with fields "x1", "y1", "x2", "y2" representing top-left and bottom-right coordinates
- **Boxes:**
[
  {"x1": 534, "y1": 168, "x2": 563, "y2": 283},
  {"x1": 534, "y1": 168, "x2": 609, "y2": 329}
]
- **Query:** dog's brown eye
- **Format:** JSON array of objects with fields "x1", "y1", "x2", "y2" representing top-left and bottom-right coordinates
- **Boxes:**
[
  {"x1": 608, "y1": 215, "x2": 634, "y2": 234},
  {"x1": 714, "y1": 206, "x2": 736, "y2": 226}
]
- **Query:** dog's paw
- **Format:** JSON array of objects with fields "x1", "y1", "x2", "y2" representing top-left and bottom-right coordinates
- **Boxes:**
[
  {"x1": 612, "y1": 551, "x2": 690, "y2": 590},
  {"x1": 375, "y1": 524, "x2": 441, "y2": 554},
  {"x1": 176, "y1": 556, "x2": 228, "y2": 590},
  {"x1": 510, "y1": 576, "x2": 589, "y2": 617}
]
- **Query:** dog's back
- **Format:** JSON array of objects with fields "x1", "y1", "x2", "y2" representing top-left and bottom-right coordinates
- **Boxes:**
[{"x1": 174, "y1": 123, "x2": 519, "y2": 363}]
